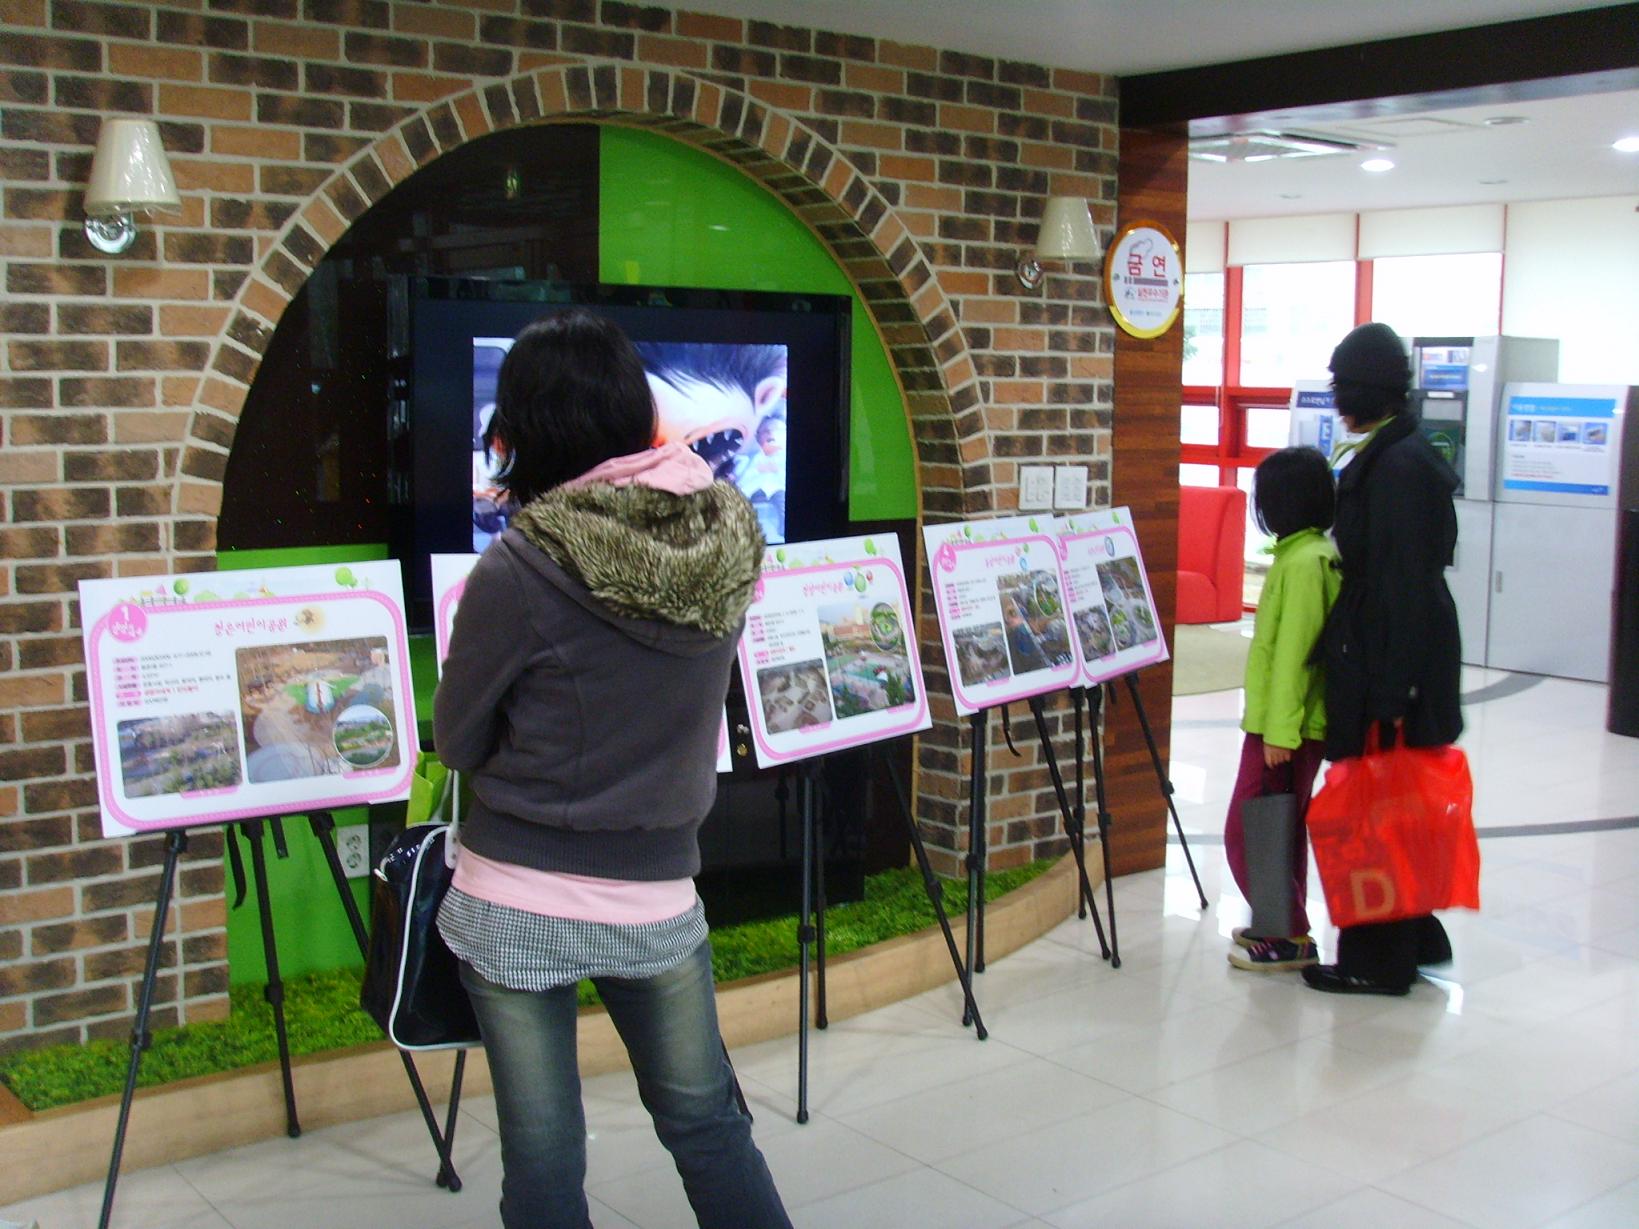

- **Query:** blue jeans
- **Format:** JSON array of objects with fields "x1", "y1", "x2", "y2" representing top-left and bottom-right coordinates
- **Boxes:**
[{"x1": 460, "y1": 941, "x2": 792, "y2": 1229}]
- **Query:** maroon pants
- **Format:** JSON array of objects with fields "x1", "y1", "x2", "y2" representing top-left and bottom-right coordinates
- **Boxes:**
[{"x1": 1223, "y1": 732, "x2": 1325, "y2": 938}]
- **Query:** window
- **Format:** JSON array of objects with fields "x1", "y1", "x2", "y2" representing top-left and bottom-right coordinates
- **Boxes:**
[
  {"x1": 1372, "y1": 252, "x2": 1504, "y2": 339},
  {"x1": 1182, "y1": 271, "x2": 1225, "y2": 387},
  {"x1": 1239, "y1": 261, "x2": 1356, "y2": 386},
  {"x1": 1244, "y1": 405, "x2": 1290, "y2": 450},
  {"x1": 1180, "y1": 403, "x2": 1219, "y2": 446},
  {"x1": 1179, "y1": 243, "x2": 1506, "y2": 610}
]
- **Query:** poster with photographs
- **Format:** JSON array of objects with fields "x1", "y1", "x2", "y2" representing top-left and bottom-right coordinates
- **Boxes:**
[
  {"x1": 1059, "y1": 507, "x2": 1169, "y2": 685},
  {"x1": 738, "y1": 534, "x2": 930, "y2": 767},
  {"x1": 1499, "y1": 383, "x2": 1624, "y2": 506},
  {"x1": 922, "y1": 516, "x2": 1079, "y2": 716},
  {"x1": 432, "y1": 552, "x2": 734, "y2": 773},
  {"x1": 79, "y1": 562, "x2": 417, "y2": 838}
]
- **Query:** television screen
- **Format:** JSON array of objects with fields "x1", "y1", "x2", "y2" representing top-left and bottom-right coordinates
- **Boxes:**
[
  {"x1": 391, "y1": 277, "x2": 850, "y2": 629},
  {"x1": 471, "y1": 336, "x2": 792, "y2": 552}
]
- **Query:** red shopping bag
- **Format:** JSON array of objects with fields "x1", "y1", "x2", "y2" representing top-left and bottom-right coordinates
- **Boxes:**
[{"x1": 1305, "y1": 735, "x2": 1481, "y2": 928}]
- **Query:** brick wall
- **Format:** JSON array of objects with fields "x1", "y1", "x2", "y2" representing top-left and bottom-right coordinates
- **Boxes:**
[{"x1": 0, "y1": 0, "x2": 1122, "y2": 1050}]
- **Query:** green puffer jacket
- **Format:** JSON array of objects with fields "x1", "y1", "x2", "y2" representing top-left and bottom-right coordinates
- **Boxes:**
[{"x1": 1241, "y1": 527, "x2": 1341, "y2": 750}]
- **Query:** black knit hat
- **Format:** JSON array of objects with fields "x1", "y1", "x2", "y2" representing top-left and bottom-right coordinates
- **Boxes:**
[{"x1": 1329, "y1": 322, "x2": 1411, "y2": 392}]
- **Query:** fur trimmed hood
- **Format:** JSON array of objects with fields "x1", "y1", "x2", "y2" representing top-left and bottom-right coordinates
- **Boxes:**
[{"x1": 510, "y1": 480, "x2": 764, "y2": 639}]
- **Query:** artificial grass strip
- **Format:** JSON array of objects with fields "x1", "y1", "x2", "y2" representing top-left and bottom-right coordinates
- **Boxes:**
[
  {"x1": 1, "y1": 968, "x2": 383, "y2": 1113},
  {"x1": 2, "y1": 859, "x2": 1054, "y2": 1112}
]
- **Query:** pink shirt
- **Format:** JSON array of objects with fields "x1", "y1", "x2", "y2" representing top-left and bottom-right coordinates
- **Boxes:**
[{"x1": 451, "y1": 848, "x2": 696, "y2": 924}]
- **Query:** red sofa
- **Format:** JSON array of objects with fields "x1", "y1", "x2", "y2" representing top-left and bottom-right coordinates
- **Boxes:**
[{"x1": 1176, "y1": 485, "x2": 1247, "y2": 624}]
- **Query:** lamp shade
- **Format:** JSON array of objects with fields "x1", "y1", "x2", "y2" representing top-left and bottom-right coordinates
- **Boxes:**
[
  {"x1": 84, "y1": 118, "x2": 181, "y2": 217},
  {"x1": 1034, "y1": 196, "x2": 1099, "y2": 262}
]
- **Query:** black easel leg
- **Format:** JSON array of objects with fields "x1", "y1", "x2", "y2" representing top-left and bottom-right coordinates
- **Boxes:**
[
  {"x1": 1123, "y1": 672, "x2": 1209, "y2": 909},
  {"x1": 441, "y1": 1050, "x2": 465, "y2": 1182},
  {"x1": 878, "y1": 745, "x2": 986, "y2": 1039},
  {"x1": 1027, "y1": 696, "x2": 1110, "y2": 960},
  {"x1": 796, "y1": 771, "x2": 815, "y2": 1124},
  {"x1": 245, "y1": 820, "x2": 300, "y2": 1138},
  {"x1": 775, "y1": 769, "x2": 789, "y2": 862},
  {"x1": 98, "y1": 829, "x2": 187, "y2": 1229},
  {"x1": 965, "y1": 710, "x2": 987, "y2": 1003},
  {"x1": 814, "y1": 804, "x2": 828, "y2": 1031},
  {"x1": 308, "y1": 812, "x2": 463, "y2": 1191},
  {"x1": 1072, "y1": 689, "x2": 1088, "y2": 920},
  {"x1": 1085, "y1": 687, "x2": 1121, "y2": 967}
]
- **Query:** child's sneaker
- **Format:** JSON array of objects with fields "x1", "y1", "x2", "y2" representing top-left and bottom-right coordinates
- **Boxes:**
[
  {"x1": 1231, "y1": 926, "x2": 1264, "y2": 950},
  {"x1": 1229, "y1": 936, "x2": 1318, "y2": 971}
]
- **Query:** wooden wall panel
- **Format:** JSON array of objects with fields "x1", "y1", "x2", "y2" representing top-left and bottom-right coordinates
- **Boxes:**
[{"x1": 1107, "y1": 125, "x2": 1189, "y2": 876}]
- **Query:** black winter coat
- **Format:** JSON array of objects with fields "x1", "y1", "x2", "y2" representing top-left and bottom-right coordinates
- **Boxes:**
[{"x1": 1321, "y1": 413, "x2": 1464, "y2": 760}]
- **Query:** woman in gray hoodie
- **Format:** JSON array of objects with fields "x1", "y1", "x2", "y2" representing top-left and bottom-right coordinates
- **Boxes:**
[{"x1": 434, "y1": 309, "x2": 790, "y2": 1229}]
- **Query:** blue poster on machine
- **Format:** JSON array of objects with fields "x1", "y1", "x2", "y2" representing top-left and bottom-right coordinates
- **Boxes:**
[{"x1": 1500, "y1": 384, "x2": 1621, "y2": 501}]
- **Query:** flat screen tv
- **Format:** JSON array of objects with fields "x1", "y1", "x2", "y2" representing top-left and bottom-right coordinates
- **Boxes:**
[{"x1": 389, "y1": 276, "x2": 852, "y2": 629}]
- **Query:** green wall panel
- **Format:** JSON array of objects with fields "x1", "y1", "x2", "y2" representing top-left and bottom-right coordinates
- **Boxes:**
[{"x1": 597, "y1": 126, "x2": 916, "y2": 522}]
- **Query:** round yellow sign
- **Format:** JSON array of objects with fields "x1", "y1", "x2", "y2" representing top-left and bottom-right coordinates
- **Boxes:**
[{"x1": 1104, "y1": 221, "x2": 1184, "y2": 340}]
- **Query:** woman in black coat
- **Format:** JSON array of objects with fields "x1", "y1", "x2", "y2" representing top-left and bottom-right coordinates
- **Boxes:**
[{"x1": 1305, "y1": 322, "x2": 1463, "y2": 996}]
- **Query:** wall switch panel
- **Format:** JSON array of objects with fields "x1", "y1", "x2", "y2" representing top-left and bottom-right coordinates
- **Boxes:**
[
  {"x1": 1054, "y1": 465, "x2": 1089, "y2": 509},
  {"x1": 1019, "y1": 464, "x2": 1055, "y2": 510}
]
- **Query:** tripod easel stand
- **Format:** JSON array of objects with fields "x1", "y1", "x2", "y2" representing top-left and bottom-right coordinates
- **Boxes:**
[
  {"x1": 791, "y1": 738, "x2": 986, "y2": 1124},
  {"x1": 97, "y1": 811, "x2": 463, "y2": 1229}
]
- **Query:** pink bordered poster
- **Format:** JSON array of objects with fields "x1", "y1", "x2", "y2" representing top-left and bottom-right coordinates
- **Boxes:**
[
  {"x1": 429, "y1": 553, "x2": 480, "y2": 667},
  {"x1": 922, "y1": 515, "x2": 1079, "y2": 716},
  {"x1": 1059, "y1": 507, "x2": 1169, "y2": 686},
  {"x1": 738, "y1": 533, "x2": 930, "y2": 767},
  {"x1": 78, "y1": 562, "x2": 418, "y2": 838},
  {"x1": 434, "y1": 552, "x2": 735, "y2": 773}
]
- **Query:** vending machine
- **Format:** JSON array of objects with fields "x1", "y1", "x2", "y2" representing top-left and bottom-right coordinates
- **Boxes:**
[
  {"x1": 1486, "y1": 383, "x2": 1633, "y2": 683},
  {"x1": 1408, "y1": 336, "x2": 1559, "y2": 664}
]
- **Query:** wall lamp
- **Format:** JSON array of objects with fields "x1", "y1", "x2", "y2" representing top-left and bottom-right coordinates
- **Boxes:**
[
  {"x1": 83, "y1": 118, "x2": 181, "y2": 255},
  {"x1": 1015, "y1": 196, "x2": 1101, "y2": 289}
]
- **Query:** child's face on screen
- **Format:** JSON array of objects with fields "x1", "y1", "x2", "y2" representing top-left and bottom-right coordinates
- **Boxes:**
[{"x1": 649, "y1": 371, "x2": 786, "y2": 479}]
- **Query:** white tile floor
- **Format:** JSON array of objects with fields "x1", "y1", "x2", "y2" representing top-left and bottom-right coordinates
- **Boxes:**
[{"x1": 8, "y1": 666, "x2": 1639, "y2": 1229}]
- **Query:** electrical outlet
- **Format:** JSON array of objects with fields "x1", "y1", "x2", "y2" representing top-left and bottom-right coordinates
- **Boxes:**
[{"x1": 335, "y1": 825, "x2": 371, "y2": 879}]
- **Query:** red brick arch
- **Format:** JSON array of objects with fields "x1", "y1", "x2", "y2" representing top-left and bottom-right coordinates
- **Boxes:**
[{"x1": 171, "y1": 61, "x2": 985, "y2": 537}]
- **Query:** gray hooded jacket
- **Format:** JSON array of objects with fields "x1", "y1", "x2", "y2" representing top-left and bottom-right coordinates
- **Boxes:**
[{"x1": 433, "y1": 479, "x2": 763, "y2": 880}]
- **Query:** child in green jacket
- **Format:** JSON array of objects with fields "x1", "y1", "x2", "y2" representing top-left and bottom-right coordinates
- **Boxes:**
[{"x1": 1226, "y1": 447, "x2": 1341, "y2": 971}]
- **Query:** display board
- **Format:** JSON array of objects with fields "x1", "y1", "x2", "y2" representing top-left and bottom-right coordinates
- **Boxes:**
[
  {"x1": 79, "y1": 562, "x2": 418, "y2": 838},
  {"x1": 1059, "y1": 508, "x2": 1169, "y2": 685},
  {"x1": 923, "y1": 516, "x2": 1079, "y2": 716},
  {"x1": 1498, "y1": 383, "x2": 1625, "y2": 507},
  {"x1": 429, "y1": 553, "x2": 478, "y2": 667},
  {"x1": 738, "y1": 533, "x2": 929, "y2": 766},
  {"x1": 432, "y1": 551, "x2": 734, "y2": 772}
]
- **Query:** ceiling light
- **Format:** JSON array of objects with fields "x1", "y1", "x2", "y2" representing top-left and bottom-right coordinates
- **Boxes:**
[
  {"x1": 1483, "y1": 116, "x2": 1530, "y2": 127},
  {"x1": 1478, "y1": 177, "x2": 1509, "y2": 185},
  {"x1": 1614, "y1": 136, "x2": 1639, "y2": 153},
  {"x1": 1278, "y1": 192, "x2": 1303, "y2": 200},
  {"x1": 1360, "y1": 158, "x2": 1395, "y2": 173},
  {"x1": 1187, "y1": 129, "x2": 1389, "y2": 164}
]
